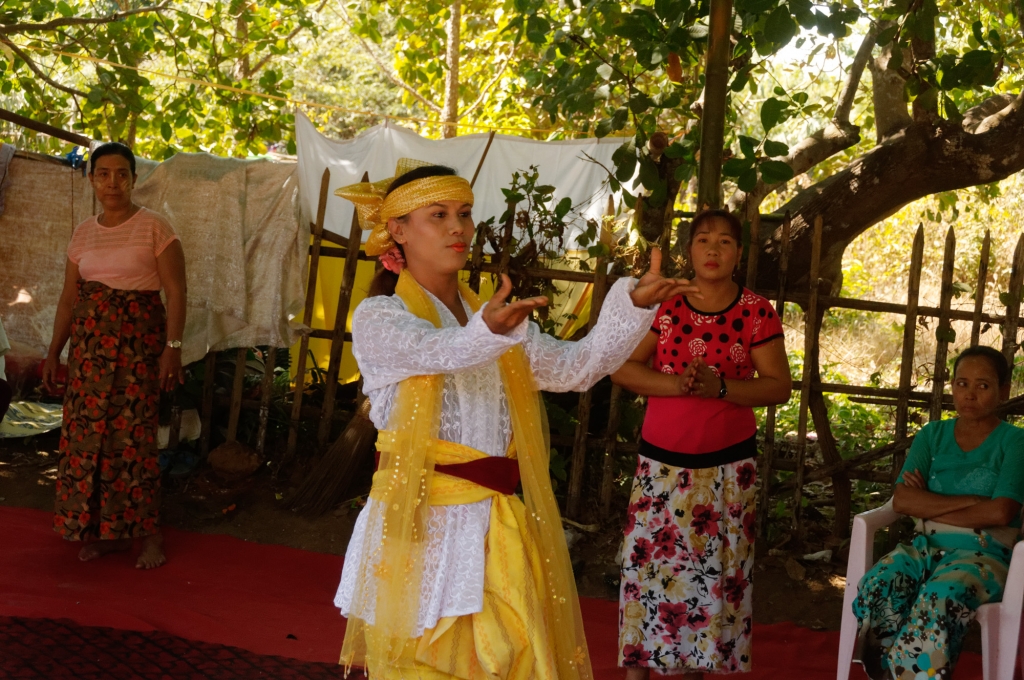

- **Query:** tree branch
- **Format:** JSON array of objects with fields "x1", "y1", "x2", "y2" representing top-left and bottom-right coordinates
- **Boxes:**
[
  {"x1": 459, "y1": 48, "x2": 515, "y2": 119},
  {"x1": 248, "y1": 0, "x2": 328, "y2": 76},
  {"x1": 963, "y1": 93, "x2": 1019, "y2": 132},
  {"x1": 868, "y1": 25, "x2": 913, "y2": 142},
  {"x1": 834, "y1": 25, "x2": 878, "y2": 125},
  {"x1": 333, "y1": 5, "x2": 441, "y2": 114},
  {"x1": 1, "y1": 38, "x2": 86, "y2": 97},
  {"x1": 727, "y1": 30, "x2": 873, "y2": 211},
  {"x1": 756, "y1": 95, "x2": 1024, "y2": 291},
  {"x1": 0, "y1": 4, "x2": 169, "y2": 34}
]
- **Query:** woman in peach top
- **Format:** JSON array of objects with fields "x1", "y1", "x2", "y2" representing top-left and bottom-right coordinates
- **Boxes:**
[{"x1": 42, "y1": 143, "x2": 187, "y2": 570}]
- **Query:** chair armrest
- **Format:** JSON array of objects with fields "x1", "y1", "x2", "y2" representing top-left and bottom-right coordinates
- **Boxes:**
[
  {"x1": 857, "y1": 499, "x2": 902, "y2": 535},
  {"x1": 1001, "y1": 540, "x2": 1024, "y2": 613},
  {"x1": 846, "y1": 500, "x2": 901, "y2": 590}
]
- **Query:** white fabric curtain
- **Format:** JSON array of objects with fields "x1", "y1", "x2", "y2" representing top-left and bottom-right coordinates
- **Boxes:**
[{"x1": 294, "y1": 112, "x2": 630, "y2": 246}]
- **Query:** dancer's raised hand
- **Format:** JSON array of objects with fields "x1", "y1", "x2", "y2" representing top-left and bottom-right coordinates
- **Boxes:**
[
  {"x1": 630, "y1": 247, "x2": 702, "y2": 308},
  {"x1": 483, "y1": 274, "x2": 548, "y2": 335}
]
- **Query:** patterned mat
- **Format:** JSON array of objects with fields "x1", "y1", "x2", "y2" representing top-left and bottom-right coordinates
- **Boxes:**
[{"x1": 0, "y1": 616, "x2": 365, "y2": 679}]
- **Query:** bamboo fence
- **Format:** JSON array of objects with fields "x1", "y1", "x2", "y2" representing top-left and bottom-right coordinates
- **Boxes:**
[{"x1": 194, "y1": 180, "x2": 1024, "y2": 535}]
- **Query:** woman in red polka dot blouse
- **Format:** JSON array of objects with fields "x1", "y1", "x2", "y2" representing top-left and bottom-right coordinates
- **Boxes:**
[{"x1": 611, "y1": 209, "x2": 793, "y2": 678}]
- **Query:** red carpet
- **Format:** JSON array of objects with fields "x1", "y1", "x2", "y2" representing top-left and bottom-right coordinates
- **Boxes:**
[{"x1": 0, "y1": 506, "x2": 983, "y2": 678}]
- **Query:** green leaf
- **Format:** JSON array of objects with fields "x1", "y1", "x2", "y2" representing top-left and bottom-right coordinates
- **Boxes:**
[
  {"x1": 943, "y1": 95, "x2": 963, "y2": 124},
  {"x1": 674, "y1": 163, "x2": 694, "y2": 182},
  {"x1": 737, "y1": 168, "x2": 758, "y2": 192},
  {"x1": 555, "y1": 196, "x2": 572, "y2": 220},
  {"x1": 888, "y1": 45, "x2": 904, "y2": 72},
  {"x1": 875, "y1": 25, "x2": 899, "y2": 46},
  {"x1": 684, "y1": 24, "x2": 709, "y2": 39},
  {"x1": 738, "y1": 135, "x2": 758, "y2": 159},
  {"x1": 760, "y1": 97, "x2": 790, "y2": 133},
  {"x1": 763, "y1": 6, "x2": 798, "y2": 49},
  {"x1": 161, "y1": 121, "x2": 172, "y2": 141},
  {"x1": 935, "y1": 325, "x2": 956, "y2": 343},
  {"x1": 663, "y1": 140, "x2": 691, "y2": 159},
  {"x1": 57, "y1": 1, "x2": 74, "y2": 17},
  {"x1": 951, "y1": 282, "x2": 971, "y2": 299},
  {"x1": 612, "y1": 140, "x2": 638, "y2": 181},
  {"x1": 628, "y1": 92, "x2": 652, "y2": 114},
  {"x1": 730, "y1": 65, "x2": 753, "y2": 92},
  {"x1": 759, "y1": 159, "x2": 794, "y2": 184},
  {"x1": 763, "y1": 139, "x2": 789, "y2": 157},
  {"x1": 723, "y1": 156, "x2": 755, "y2": 176},
  {"x1": 595, "y1": 116, "x2": 616, "y2": 138},
  {"x1": 637, "y1": 155, "x2": 661, "y2": 191}
]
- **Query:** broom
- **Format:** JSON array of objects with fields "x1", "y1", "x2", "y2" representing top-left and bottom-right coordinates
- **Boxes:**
[{"x1": 286, "y1": 396, "x2": 377, "y2": 516}]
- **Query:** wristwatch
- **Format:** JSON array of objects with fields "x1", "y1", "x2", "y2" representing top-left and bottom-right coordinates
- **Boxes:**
[
  {"x1": 166, "y1": 340, "x2": 182, "y2": 349},
  {"x1": 717, "y1": 376, "x2": 728, "y2": 399}
]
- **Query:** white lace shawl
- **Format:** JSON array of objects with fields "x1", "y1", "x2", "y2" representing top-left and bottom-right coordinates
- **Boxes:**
[{"x1": 334, "y1": 277, "x2": 655, "y2": 634}]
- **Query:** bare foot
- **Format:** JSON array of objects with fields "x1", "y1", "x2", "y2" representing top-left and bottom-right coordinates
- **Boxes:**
[
  {"x1": 136, "y1": 533, "x2": 166, "y2": 570},
  {"x1": 78, "y1": 538, "x2": 132, "y2": 562}
]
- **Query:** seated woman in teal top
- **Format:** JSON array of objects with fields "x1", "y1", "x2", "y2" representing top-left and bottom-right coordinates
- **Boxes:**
[{"x1": 853, "y1": 346, "x2": 1024, "y2": 680}]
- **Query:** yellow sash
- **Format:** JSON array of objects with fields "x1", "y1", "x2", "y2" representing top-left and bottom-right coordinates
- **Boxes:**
[{"x1": 340, "y1": 270, "x2": 593, "y2": 679}]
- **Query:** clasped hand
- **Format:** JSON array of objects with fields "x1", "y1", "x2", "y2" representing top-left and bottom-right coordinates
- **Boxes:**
[{"x1": 677, "y1": 357, "x2": 722, "y2": 399}]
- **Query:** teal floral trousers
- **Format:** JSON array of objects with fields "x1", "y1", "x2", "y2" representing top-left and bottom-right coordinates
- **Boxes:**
[{"x1": 852, "y1": 534, "x2": 1008, "y2": 680}]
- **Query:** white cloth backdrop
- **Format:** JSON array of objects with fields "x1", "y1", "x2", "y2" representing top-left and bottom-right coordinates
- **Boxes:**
[{"x1": 295, "y1": 112, "x2": 629, "y2": 245}]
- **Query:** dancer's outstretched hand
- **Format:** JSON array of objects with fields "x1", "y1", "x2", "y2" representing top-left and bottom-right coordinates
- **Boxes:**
[
  {"x1": 483, "y1": 274, "x2": 548, "y2": 335},
  {"x1": 630, "y1": 247, "x2": 702, "y2": 308}
]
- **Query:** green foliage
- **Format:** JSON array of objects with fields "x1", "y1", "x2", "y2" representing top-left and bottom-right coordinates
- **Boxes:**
[
  {"x1": 2, "y1": 0, "x2": 322, "y2": 157},
  {"x1": 506, "y1": 0, "x2": 1023, "y2": 211}
]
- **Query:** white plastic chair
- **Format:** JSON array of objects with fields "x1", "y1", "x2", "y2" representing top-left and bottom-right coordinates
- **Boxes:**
[{"x1": 837, "y1": 499, "x2": 1024, "y2": 680}]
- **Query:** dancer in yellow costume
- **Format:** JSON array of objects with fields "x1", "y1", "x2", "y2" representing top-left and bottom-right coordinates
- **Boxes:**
[{"x1": 333, "y1": 159, "x2": 700, "y2": 679}]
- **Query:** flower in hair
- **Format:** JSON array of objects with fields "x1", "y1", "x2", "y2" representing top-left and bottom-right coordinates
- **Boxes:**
[{"x1": 379, "y1": 246, "x2": 406, "y2": 274}]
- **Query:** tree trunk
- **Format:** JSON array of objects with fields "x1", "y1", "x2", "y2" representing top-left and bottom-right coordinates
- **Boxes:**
[
  {"x1": 442, "y1": 0, "x2": 461, "y2": 139},
  {"x1": 696, "y1": 0, "x2": 733, "y2": 209},
  {"x1": 753, "y1": 95, "x2": 1024, "y2": 293}
]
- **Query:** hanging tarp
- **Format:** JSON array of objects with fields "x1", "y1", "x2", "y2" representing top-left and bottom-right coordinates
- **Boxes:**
[{"x1": 294, "y1": 112, "x2": 628, "y2": 242}]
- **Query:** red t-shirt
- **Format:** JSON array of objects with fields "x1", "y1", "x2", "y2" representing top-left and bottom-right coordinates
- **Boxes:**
[{"x1": 641, "y1": 288, "x2": 784, "y2": 455}]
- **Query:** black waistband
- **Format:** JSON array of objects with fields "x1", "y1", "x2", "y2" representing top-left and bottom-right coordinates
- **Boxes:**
[{"x1": 638, "y1": 434, "x2": 757, "y2": 470}]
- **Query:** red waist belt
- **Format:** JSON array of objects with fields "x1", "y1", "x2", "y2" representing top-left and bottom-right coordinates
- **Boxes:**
[{"x1": 375, "y1": 451, "x2": 521, "y2": 496}]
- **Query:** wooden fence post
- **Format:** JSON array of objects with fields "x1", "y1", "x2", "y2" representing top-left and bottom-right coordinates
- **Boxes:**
[
  {"x1": 1002, "y1": 234, "x2": 1024, "y2": 368},
  {"x1": 970, "y1": 230, "x2": 991, "y2": 346},
  {"x1": 285, "y1": 168, "x2": 331, "y2": 465},
  {"x1": 599, "y1": 383, "x2": 624, "y2": 517},
  {"x1": 757, "y1": 213, "x2": 790, "y2": 540},
  {"x1": 745, "y1": 208, "x2": 761, "y2": 290},
  {"x1": 199, "y1": 351, "x2": 217, "y2": 457},
  {"x1": 892, "y1": 225, "x2": 925, "y2": 480},
  {"x1": 317, "y1": 171, "x2": 368, "y2": 448},
  {"x1": 566, "y1": 257, "x2": 609, "y2": 520},
  {"x1": 167, "y1": 391, "x2": 182, "y2": 451},
  {"x1": 466, "y1": 133, "x2": 495, "y2": 294},
  {"x1": 226, "y1": 347, "x2": 248, "y2": 442},
  {"x1": 256, "y1": 347, "x2": 277, "y2": 456},
  {"x1": 791, "y1": 215, "x2": 822, "y2": 535},
  {"x1": 929, "y1": 226, "x2": 956, "y2": 422}
]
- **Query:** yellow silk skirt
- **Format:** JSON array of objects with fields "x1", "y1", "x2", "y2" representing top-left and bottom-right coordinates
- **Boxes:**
[{"x1": 365, "y1": 437, "x2": 556, "y2": 680}]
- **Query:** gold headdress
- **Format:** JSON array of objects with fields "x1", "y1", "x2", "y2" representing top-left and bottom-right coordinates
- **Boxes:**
[{"x1": 334, "y1": 158, "x2": 475, "y2": 256}]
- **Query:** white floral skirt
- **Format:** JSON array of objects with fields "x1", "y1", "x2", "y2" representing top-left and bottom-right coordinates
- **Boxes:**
[{"x1": 618, "y1": 455, "x2": 757, "y2": 673}]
